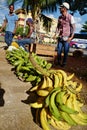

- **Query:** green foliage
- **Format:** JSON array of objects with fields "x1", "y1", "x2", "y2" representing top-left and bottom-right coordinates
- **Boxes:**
[
  {"x1": 15, "y1": 26, "x2": 29, "y2": 37},
  {"x1": 80, "y1": 21, "x2": 87, "y2": 33}
]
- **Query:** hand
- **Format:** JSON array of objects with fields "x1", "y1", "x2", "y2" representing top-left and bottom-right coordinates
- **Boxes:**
[
  {"x1": 53, "y1": 35, "x2": 56, "y2": 40},
  {"x1": 67, "y1": 37, "x2": 72, "y2": 43}
]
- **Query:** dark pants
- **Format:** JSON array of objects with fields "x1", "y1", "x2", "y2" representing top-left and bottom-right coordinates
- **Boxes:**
[
  {"x1": 57, "y1": 39, "x2": 70, "y2": 65},
  {"x1": 5, "y1": 31, "x2": 14, "y2": 46}
]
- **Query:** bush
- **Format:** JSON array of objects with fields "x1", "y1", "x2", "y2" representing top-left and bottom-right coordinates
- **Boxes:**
[{"x1": 15, "y1": 26, "x2": 29, "y2": 37}]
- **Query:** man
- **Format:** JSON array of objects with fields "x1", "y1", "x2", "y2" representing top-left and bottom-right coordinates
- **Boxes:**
[
  {"x1": 17, "y1": 18, "x2": 36, "y2": 51},
  {"x1": 55, "y1": 2, "x2": 75, "y2": 67},
  {"x1": 0, "y1": 4, "x2": 18, "y2": 47}
]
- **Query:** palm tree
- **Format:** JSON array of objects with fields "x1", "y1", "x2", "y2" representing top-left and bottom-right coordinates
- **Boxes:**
[{"x1": 80, "y1": 21, "x2": 87, "y2": 33}]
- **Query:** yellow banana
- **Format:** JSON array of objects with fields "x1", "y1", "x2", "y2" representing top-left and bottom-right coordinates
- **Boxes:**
[
  {"x1": 76, "y1": 83, "x2": 82, "y2": 92},
  {"x1": 53, "y1": 73, "x2": 60, "y2": 88},
  {"x1": 30, "y1": 85, "x2": 39, "y2": 92},
  {"x1": 67, "y1": 80, "x2": 77, "y2": 89},
  {"x1": 51, "y1": 116, "x2": 71, "y2": 130},
  {"x1": 30, "y1": 102, "x2": 43, "y2": 108},
  {"x1": 55, "y1": 72, "x2": 63, "y2": 87},
  {"x1": 56, "y1": 69, "x2": 67, "y2": 85},
  {"x1": 40, "y1": 108, "x2": 50, "y2": 130},
  {"x1": 46, "y1": 76, "x2": 53, "y2": 88},
  {"x1": 66, "y1": 94, "x2": 74, "y2": 109},
  {"x1": 36, "y1": 89, "x2": 49, "y2": 97},
  {"x1": 30, "y1": 76, "x2": 48, "y2": 92},
  {"x1": 67, "y1": 73, "x2": 74, "y2": 81},
  {"x1": 62, "y1": 92, "x2": 69, "y2": 104}
]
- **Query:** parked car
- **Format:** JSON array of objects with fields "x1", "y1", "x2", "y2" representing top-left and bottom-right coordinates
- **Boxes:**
[{"x1": 70, "y1": 39, "x2": 87, "y2": 49}]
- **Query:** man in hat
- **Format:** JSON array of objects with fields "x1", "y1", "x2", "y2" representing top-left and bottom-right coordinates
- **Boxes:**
[
  {"x1": 55, "y1": 2, "x2": 75, "y2": 67},
  {"x1": 17, "y1": 18, "x2": 36, "y2": 51}
]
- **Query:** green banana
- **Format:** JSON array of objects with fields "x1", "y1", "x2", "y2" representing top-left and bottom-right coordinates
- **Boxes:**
[
  {"x1": 45, "y1": 87, "x2": 61, "y2": 107},
  {"x1": 45, "y1": 94, "x2": 50, "y2": 107},
  {"x1": 60, "y1": 111, "x2": 77, "y2": 126},
  {"x1": 40, "y1": 108, "x2": 50, "y2": 130},
  {"x1": 56, "y1": 90, "x2": 66, "y2": 105},
  {"x1": 58, "y1": 104, "x2": 79, "y2": 114},
  {"x1": 55, "y1": 72, "x2": 63, "y2": 87},
  {"x1": 49, "y1": 89, "x2": 61, "y2": 120}
]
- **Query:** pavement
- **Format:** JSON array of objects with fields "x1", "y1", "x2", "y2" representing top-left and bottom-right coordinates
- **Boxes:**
[
  {"x1": 0, "y1": 42, "x2": 87, "y2": 130},
  {"x1": 0, "y1": 42, "x2": 42, "y2": 130}
]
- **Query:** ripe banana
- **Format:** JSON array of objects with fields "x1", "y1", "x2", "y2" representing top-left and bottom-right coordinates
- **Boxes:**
[
  {"x1": 36, "y1": 89, "x2": 49, "y2": 97},
  {"x1": 62, "y1": 92, "x2": 69, "y2": 104},
  {"x1": 53, "y1": 73, "x2": 60, "y2": 88},
  {"x1": 39, "y1": 76, "x2": 47, "y2": 89},
  {"x1": 67, "y1": 80, "x2": 77, "y2": 89},
  {"x1": 51, "y1": 116, "x2": 71, "y2": 130},
  {"x1": 40, "y1": 108, "x2": 50, "y2": 130},
  {"x1": 67, "y1": 73, "x2": 74, "y2": 81},
  {"x1": 66, "y1": 94, "x2": 75, "y2": 110},
  {"x1": 30, "y1": 97, "x2": 44, "y2": 108},
  {"x1": 76, "y1": 83, "x2": 82, "y2": 92},
  {"x1": 30, "y1": 102, "x2": 43, "y2": 108},
  {"x1": 55, "y1": 72, "x2": 63, "y2": 87},
  {"x1": 46, "y1": 76, "x2": 53, "y2": 88},
  {"x1": 56, "y1": 69, "x2": 67, "y2": 85},
  {"x1": 30, "y1": 85, "x2": 39, "y2": 92}
]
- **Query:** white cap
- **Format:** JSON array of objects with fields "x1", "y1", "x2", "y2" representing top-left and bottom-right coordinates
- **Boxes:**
[{"x1": 60, "y1": 2, "x2": 70, "y2": 10}]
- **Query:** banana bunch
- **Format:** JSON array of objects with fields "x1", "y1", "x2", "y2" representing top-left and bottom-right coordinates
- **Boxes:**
[{"x1": 29, "y1": 68, "x2": 87, "y2": 130}]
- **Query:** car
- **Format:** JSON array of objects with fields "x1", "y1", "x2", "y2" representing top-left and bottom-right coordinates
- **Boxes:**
[{"x1": 70, "y1": 39, "x2": 87, "y2": 49}]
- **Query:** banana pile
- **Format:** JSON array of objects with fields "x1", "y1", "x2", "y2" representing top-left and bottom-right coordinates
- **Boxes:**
[
  {"x1": 6, "y1": 48, "x2": 52, "y2": 83},
  {"x1": 29, "y1": 70, "x2": 87, "y2": 130},
  {"x1": 6, "y1": 48, "x2": 87, "y2": 130}
]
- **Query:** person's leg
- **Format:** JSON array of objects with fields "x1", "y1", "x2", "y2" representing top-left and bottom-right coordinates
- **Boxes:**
[
  {"x1": 17, "y1": 38, "x2": 34, "y2": 51},
  {"x1": 57, "y1": 41, "x2": 63, "y2": 65},
  {"x1": 5, "y1": 31, "x2": 14, "y2": 46},
  {"x1": 5, "y1": 31, "x2": 9, "y2": 46},
  {"x1": 62, "y1": 41, "x2": 70, "y2": 66}
]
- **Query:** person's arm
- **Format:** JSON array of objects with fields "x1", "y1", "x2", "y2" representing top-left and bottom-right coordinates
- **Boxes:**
[
  {"x1": 0, "y1": 19, "x2": 7, "y2": 32},
  {"x1": 68, "y1": 16, "x2": 75, "y2": 42},
  {"x1": 69, "y1": 23, "x2": 75, "y2": 40},
  {"x1": 26, "y1": 26, "x2": 34, "y2": 38}
]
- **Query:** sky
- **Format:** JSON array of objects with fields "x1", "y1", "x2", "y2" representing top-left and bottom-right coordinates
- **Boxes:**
[{"x1": 0, "y1": 0, "x2": 87, "y2": 33}]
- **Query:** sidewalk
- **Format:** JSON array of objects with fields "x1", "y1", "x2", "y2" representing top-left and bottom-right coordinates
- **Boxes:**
[{"x1": 0, "y1": 43, "x2": 42, "y2": 130}]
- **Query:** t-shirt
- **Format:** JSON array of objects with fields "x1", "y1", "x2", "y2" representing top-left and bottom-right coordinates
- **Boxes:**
[
  {"x1": 58, "y1": 13, "x2": 75, "y2": 37},
  {"x1": 5, "y1": 13, "x2": 18, "y2": 32}
]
